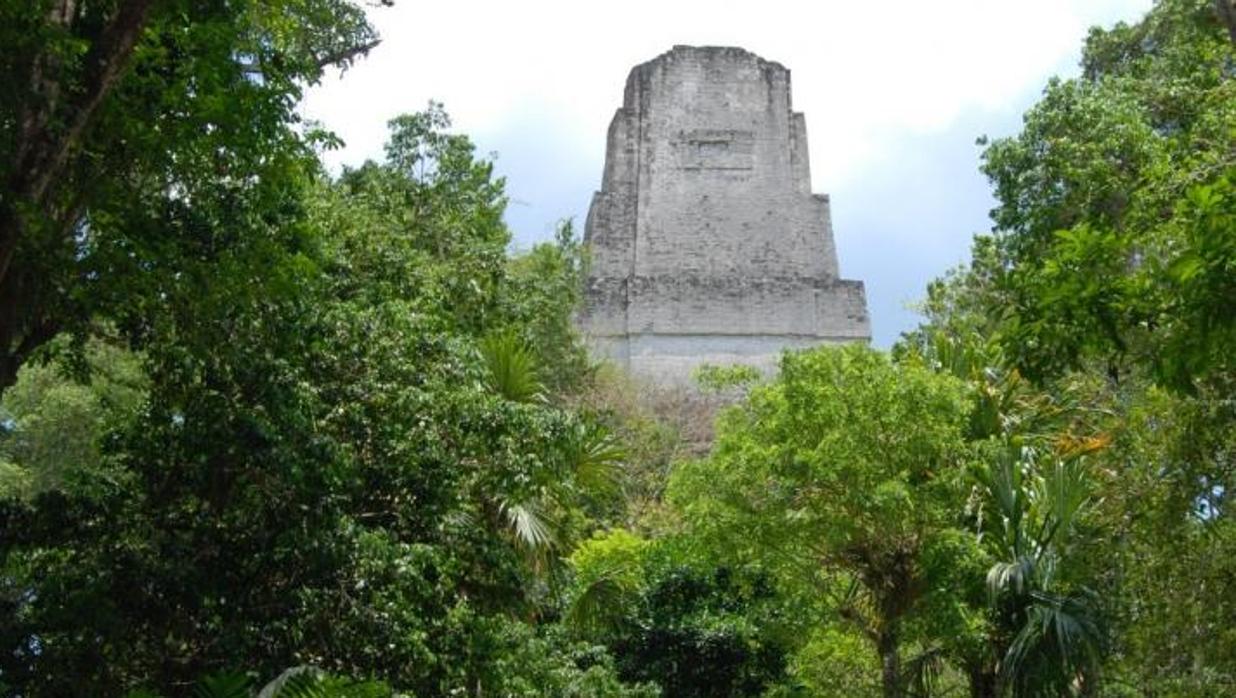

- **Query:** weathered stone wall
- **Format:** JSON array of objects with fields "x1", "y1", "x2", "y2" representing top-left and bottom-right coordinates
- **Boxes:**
[{"x1": 580, "y1": 46, "x2": 870, "y2": 382}]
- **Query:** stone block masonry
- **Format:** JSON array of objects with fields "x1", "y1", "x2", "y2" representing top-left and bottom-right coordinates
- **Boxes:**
[{"x1": 579, "y1": 45, "x2": 870, "y2": 382}]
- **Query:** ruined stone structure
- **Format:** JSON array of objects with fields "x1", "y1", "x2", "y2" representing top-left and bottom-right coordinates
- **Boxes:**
[{"x1": 579, "y1": 46, "x2": 871, "y2": 382}]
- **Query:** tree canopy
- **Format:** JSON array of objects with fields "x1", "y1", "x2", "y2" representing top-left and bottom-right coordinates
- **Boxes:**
[{"x1": 0, "y1": 0, "x2": 377, "y2": 391}]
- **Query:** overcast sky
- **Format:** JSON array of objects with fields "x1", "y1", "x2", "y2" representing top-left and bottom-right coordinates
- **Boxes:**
[{"x1": 302, "y1": 0, "x2": 1155, "y2": 346}]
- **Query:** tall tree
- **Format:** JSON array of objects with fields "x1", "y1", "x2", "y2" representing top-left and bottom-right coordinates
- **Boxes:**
[
  {"x1": 670, "y1": 346, "x2": 973, "y2": 698},
  {"x1": 0, "y1": 0, "x2": 379, "y2": 392},
  {"x1": 974, "y1": 0, "x2": 1235, "y2": 393}
]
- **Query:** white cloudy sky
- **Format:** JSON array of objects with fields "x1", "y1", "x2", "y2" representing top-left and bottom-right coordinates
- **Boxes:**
[{"x1": 302, "y1": 0, "x2": 1155, "y2": 346}]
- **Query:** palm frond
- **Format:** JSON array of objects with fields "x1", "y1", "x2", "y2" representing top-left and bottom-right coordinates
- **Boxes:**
[
  {"x1": 987, "y1": 554, "x2": 1037, "y2": 601},
  {"x1": 902, "y1": 646, "x2": 946, "y2": 698},
  {"x1": 258, "y1": 666, "x2": 391, "y2": 698},
  {"x1": 479, "y1": 331, "x2": 545, "y2": 403},
  {"x1": 1002, "y1": 588, "x2": 1104, "y2": 696},
  {"x1": 442, "y1": 507, "x2": 478, "y2": 533},
  {"x1": 1032, "y1": 456, "x2": 1092, "y2": 549},
  {"x1": 976, "y1": 445, "x2": 1031, "y2": 558},
  {"x1": 569, "y1": 424, "x2": 626, "y2": 497},
  {"x1": 193, "y1": 672, "x2": 252, "y2": 698},
  {"x1": 566, "y1": 576, "x2": 630, "y2": 636},
  {"x1": 500, "y1": 499, "x2": 556, "y2": 550},
  {"x1": 258, "y1": 667, "x2": 317, "y2": 698}
]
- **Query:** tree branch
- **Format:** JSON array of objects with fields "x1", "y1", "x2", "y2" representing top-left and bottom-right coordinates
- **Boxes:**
[
  {"x1": 27, "y1": 0, "x2": 157, "y2": 205},
  {"x1": 0, "y1": 0, "x2": 156, "y2": 306},
  {"x1": 314, "y1": 38, "x2": 381, "y2": 70}
]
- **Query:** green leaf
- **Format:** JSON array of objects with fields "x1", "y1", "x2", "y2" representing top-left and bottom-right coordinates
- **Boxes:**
[{"x1": 479, "y1": 331, "x2": 545, "y2": 403}]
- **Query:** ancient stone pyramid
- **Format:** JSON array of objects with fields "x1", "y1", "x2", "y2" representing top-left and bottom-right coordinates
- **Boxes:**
[{"x1": 579, "y1": 45, "x2": 870, "y2": 382}]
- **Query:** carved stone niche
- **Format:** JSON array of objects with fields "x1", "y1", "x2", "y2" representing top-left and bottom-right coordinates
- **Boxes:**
[{"x1": 675, "y1": 129, "x2": 755, "y2": 171}]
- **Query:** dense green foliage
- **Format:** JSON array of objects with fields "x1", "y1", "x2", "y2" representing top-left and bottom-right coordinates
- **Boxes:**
[
  {"x1": 0, "y1": 339, "x2": 145, "y2": 497},
  {"x1": 671, "y1": 347, "x2": 976, "y2": 697},
  {"x1": 0, "y1": 1, "x2": 1232, "y2": 696},
  {"x1": 975, "y1": 0, "x2": 1236, "y2": 392},
  {"x1": 568, "y1": 530, "x2": 793, "y2": 696},
  {"x1": 0, "y1": 0, "x2": 380, "y2": 392},
  {"x1": 894, "y1": 0, "x2": 1236, "y2": 693},
  {"x1": 0, "y1": 105, "x2": 643, "y2": 695}
]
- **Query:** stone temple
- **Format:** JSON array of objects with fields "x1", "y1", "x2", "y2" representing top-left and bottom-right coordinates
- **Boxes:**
[{"x1": 579, "y1": 45, "x2": 871, "y2": 381}]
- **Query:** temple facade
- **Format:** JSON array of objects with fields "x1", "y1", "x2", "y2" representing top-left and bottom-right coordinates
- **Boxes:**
[{"x1": 579, "y1": 46, "x2": 870, "y2": 381}]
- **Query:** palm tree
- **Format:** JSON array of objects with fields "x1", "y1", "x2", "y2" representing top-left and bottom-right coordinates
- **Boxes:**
[
  {"x1": 477, "y1": 330, "x2": 626, "y2": 573},
  {"x1": 976, "y1": 444, "x2": 1106, "y2": 696}
]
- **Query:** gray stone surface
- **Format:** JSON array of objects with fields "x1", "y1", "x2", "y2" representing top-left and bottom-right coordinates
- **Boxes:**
[{"x1": 579, "y1": 45, "x2": 870, "y2": 382}]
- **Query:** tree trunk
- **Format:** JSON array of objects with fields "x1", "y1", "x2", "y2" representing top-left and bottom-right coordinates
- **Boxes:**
[
  {"x1": 0, "y1": 247, "x2": 58, "y2": 395},
  {"x1": 878, "y1": 629, "x2": 901, "y2": 698},
  {"x1": 968, "y1": 665, "x2": 998, "y2": 698},
  {"x1": 1218, "y1": 1, "x2": 1236, "y2": 46}
]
